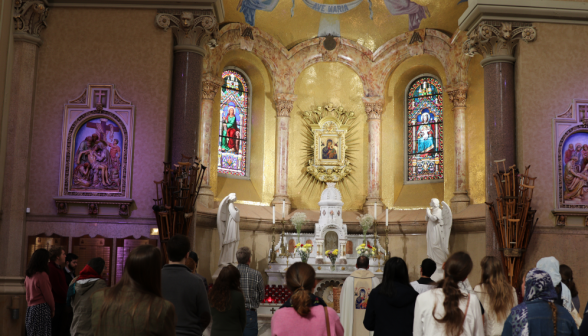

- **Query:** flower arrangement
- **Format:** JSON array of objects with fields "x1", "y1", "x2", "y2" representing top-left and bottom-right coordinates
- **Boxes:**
[
  {"x1": 356, "y1": 241, "x2": 377, "y2": 258},
  {"x1": 357, "y1": 213, "x2": 375, "y2": 243},
  {"x1": 290, "y1": 212, "x2": 307, "y2": 243},
  {"x1": 325, "y1": 249, "x2": 338, "y2": 271},
  {"x1": 294, "y1": 243, "x2": 313, "y2": 263}
]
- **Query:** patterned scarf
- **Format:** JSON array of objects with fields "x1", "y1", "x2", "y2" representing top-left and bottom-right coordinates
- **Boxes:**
[{"x1": 510, "y1": 268, "x2": 558, "y2": 336}]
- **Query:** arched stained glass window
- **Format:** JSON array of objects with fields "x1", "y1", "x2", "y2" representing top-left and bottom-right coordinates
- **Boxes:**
[
  {"x1": 406, "y1": 76, "x2": 444, "y2": 182},
  {"x1": 218, "y1": 68, "x2": 250, "y2": 177}
]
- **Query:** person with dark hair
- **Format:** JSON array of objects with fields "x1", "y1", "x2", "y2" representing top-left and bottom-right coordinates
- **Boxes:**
[
  {"x1": 340, "y1": 256, "x2": 380, "y2": 336},
  {"x1": 363, "y1": 257, "x2": 418, "y2": 335},
  {"x1": 63, "y1": 252, "x2": 78, "y2": 336},
  {"x1": 91, "y1": 245, "x2": 175, "y2": 335},
  {"x1": 474, "y1": 256, "x2": 517, "y2": 336},
  {"x1": 411, "y1": 258, "x2": 437, "y2": 294},
  {"x1": 209, "y1": 264, "x2": 246, "y2": 336},
  {"x1": 64, "y1": 253, "x2": 79, "y2": 286},
  {"x1": 414, "y1": 251, "x2": 484, "y2": 336},
  {"x1": 25, "y1": 248, "x2": 55, "y2": 336},
  {"x1": 502, "y1": 268, "x2": 578, "y2": 336},
  {"x1": 236, "y1": 246, "x2": 264, "y2": 336},
  {"x1": 69, "y1": 257, "x2": 106, "y2": 335},
  {"x1": 271, "y1": 262, "x2": 344, "y2": 336},
  {"x1": 162, "y1": 235, "x2": 211, "y2": 336},
  {"x1": 560, "y1": 264, "x2": 580, "y2": 312},
  {"x1": 186, "y1": 251, "x2": 208, "y2": 289},
  {"x1": 48, "y1": 246, "x2": 68, "y2": 336}
]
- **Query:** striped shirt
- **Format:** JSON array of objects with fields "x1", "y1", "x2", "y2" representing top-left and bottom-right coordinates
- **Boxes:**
[{"x1": 237, "y1": 264, "x2": 264, "y2": 309}]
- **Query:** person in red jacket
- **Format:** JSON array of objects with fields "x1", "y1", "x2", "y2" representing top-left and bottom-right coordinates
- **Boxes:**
[{"x1": 48, "y1": 246, "x2": 67, "y2": 336}]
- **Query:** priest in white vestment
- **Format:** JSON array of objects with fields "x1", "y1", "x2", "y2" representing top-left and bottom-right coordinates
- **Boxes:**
[{"x1": 340, "y1": 256, "x2": 380, "y2": 336}]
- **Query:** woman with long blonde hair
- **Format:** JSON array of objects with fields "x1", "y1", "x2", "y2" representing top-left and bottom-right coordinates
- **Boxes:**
[{"x1": 473, "y1": 256, "x2": 517, "y2": 336}]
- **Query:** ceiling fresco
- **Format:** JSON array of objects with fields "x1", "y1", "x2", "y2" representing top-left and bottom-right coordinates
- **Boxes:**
[{"x1": 222, "y1": 0, "x2": 469, "y2": 50}]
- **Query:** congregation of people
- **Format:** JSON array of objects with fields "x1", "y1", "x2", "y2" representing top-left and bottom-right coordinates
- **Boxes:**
[{"x1": 23, "y1": 234, "x2": 588, "y2": 336}]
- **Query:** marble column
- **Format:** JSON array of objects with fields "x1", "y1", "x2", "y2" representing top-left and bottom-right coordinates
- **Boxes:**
[
  {"x1": 155, "y1": 11, "x2": 219, "y2": 164},
  {"x1": 0, "y1": 0, "x2": 48, "y2": 279},
  {"x1": 464, "y1": 21, "x2": 536, "y2": 255},
  {"x1": 448, "y1": 85, "x2": 470, "y2": 213},
  {"x1": 198, "y1": 73, "x2": 223, "y2": 208},
  {"x1": 363, "y1": 97, "x2": 384, "y2": 213},
  {"x1": 272, "y1": 93, "x2": 297, "y2": 215}
]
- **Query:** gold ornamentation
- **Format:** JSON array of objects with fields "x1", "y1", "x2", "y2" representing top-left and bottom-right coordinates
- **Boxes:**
[
  {"x1": 317, "y1": 266, "x2": 322, "y2": 270},
  {"x1": 341, "y1": 267, "x2": 345, "y2": 270},
  {"x1": 463, "y1": 21, "x2": 536, "y2": 59},
  {"x1": 299, "y1": 104, "x2": 359, "y2": 196}
]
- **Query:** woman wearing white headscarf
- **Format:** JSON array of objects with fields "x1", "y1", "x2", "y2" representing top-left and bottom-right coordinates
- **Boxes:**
[{"x1": 537, "y1": 257, "x2": 583, "y2": 327}]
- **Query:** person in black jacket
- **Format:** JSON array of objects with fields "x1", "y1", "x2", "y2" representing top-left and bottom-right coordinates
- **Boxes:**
[{"x1": 363, "y1": 257, "x2": 418, "y2": 336}]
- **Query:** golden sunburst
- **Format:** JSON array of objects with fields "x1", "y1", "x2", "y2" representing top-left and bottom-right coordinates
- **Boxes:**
[{"x1": 297, "y1": 103, "x2": 360, "y2": 198}]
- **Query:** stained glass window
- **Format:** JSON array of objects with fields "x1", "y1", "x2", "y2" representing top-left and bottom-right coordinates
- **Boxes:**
[
  {"x1": 407, "y1": 76, "x2": 444, "y2": 182},
  {"x1": 218, "y1": 69, "x2": 249, "y2": 177}
]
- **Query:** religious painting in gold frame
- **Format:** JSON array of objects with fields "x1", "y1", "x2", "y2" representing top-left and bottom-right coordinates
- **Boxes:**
[{"x1": 299, "y1": 104, "x2": 359, "y2": 196}]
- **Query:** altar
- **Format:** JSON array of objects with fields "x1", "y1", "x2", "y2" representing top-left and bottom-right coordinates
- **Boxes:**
[{"x1": 261, "y1": 183, "x2": 384, "y2": 320}]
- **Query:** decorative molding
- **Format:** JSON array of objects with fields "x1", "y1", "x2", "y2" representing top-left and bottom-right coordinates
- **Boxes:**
[
  {"x1": 275, "y1": 93, "x2": 297, "y2": 118},
  {"x1": 459, "y1": 0, "x2": 588, "y2": 31},
  {"x1": 0, "y1": 277, "x2": 26, "y2": 294},
  {"x1": 13, "y1": 0, "x2": 49, "y2": 44},
  {"x1": 463, "y1": 21, "x2": 536, "y2": 62},
  {"x1": 48, "y1": 0, "x2": 225, "y2": 22},
  {"x1": 557, "y1": 105, "x2": 573, "y2": 119},
  {"x1": 201, "y1": 73, "x2": 223, "y2": 100},
  {"x1": 155, "y1": 10, "x2": 218, "y2": 55},
  {"x1": 448, "y1": 85, "x2": 468, "y2": 109},
  {"x1": 363, "y1": 97, "x2": 384, "y2": 120},
  {"x1": 53, "y1": 197, "x2": 134, "y2": 216}
]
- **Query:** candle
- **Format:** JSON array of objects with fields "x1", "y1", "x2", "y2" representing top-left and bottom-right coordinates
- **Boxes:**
[
  {"x1": 282, "y1": 200, "x2": 285, "y2": 219},
  {"x1": 273, "y1": 206, "x2": 275, "y2": 224},
  {"x1": 373, "y1": 203, "x2": 377, "y2": 219},
  {"x1": 386, "y1": 208, "x2": 389, "y2": 227}
]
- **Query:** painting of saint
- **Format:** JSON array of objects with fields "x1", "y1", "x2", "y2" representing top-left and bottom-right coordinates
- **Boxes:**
[
  {"x1": 355, "y1": 288, "x2": 368, "y2": 309},
  {"x1": 220, "y1": 105, "x2": 241, "y2": 153},
  {"x1": 321, "y1": 138, "x2": 338, "y2": 160},
  {"x1": 416, "y1": 109, "x2": 435, "y2": 153},
  {"x1": 384, "y1": 0, "x2": 430, "y2": 31},
  {"x1": 561, "y1": 132, "x2": 588, "y2": 205},
  {"x1": 72, "y1": 118, "x2": 123, "y2": 191}
]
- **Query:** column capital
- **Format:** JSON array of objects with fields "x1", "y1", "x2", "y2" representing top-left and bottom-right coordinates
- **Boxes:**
[
  {"x1": 463, "y1": 21, "x2": 536, "y2": 65},
  {"x1": 363, "y1": 96, "x2": 384, "y2": 120},
  {"x1": 275, "y1": 93, "x2": 297, "y2": 117},
  {"x1": 13, "y1": 0, "x2": 49, "y2": 46},
  {"x1": 447, "y1": 84, "x2": 468, "y2": 109},
  {"x1": 202, "y1": 73, "x2": 223, "y2": 100},
  {"x1": 155, "y1": 10, "x2": 219, "y2": 55}
]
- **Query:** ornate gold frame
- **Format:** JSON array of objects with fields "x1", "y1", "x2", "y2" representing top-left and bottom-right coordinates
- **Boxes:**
[{"x1": 300, "y1": 104, "x2": 358, "y2": 187}]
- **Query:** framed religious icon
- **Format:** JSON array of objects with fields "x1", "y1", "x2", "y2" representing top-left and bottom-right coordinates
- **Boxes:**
[
  {"x1": 54, "y1": 84, "x2": 135, "y2": 216},
  {"x1": 299, "y1": 104, "x2": 359, "y2": 187}
]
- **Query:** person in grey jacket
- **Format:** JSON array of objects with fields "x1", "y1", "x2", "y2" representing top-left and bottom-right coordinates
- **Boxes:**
[{"x1": 68, "y1": 258, "x2": 107, "y2": 336}]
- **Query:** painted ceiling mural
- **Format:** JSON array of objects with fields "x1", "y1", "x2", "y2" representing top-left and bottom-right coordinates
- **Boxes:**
[{"x1": 225, "y1": 0, "x2": 468, "y2": 50}]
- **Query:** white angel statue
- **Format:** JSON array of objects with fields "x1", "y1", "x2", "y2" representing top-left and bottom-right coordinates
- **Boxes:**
[
  {"x1": 217, "y1": 193, "x2": 240, "y2": 267},
  {"x1": 425, "y1": 198, "x2": 452, "y2": 281}
]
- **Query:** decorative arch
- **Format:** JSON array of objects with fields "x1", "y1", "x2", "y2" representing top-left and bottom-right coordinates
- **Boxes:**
[{"x1": 204, "y1": 23, "x2": 466, "y2": 99}]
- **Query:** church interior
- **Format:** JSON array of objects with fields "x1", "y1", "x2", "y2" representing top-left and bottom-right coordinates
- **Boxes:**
[{"x1": 2, "y1": 0, "x2": 588, "y2": 333}]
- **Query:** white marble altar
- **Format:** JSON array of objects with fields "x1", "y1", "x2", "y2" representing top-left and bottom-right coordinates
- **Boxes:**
[{"x1": 265, "y1": 184, "x2": 383, "y2": 285}]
